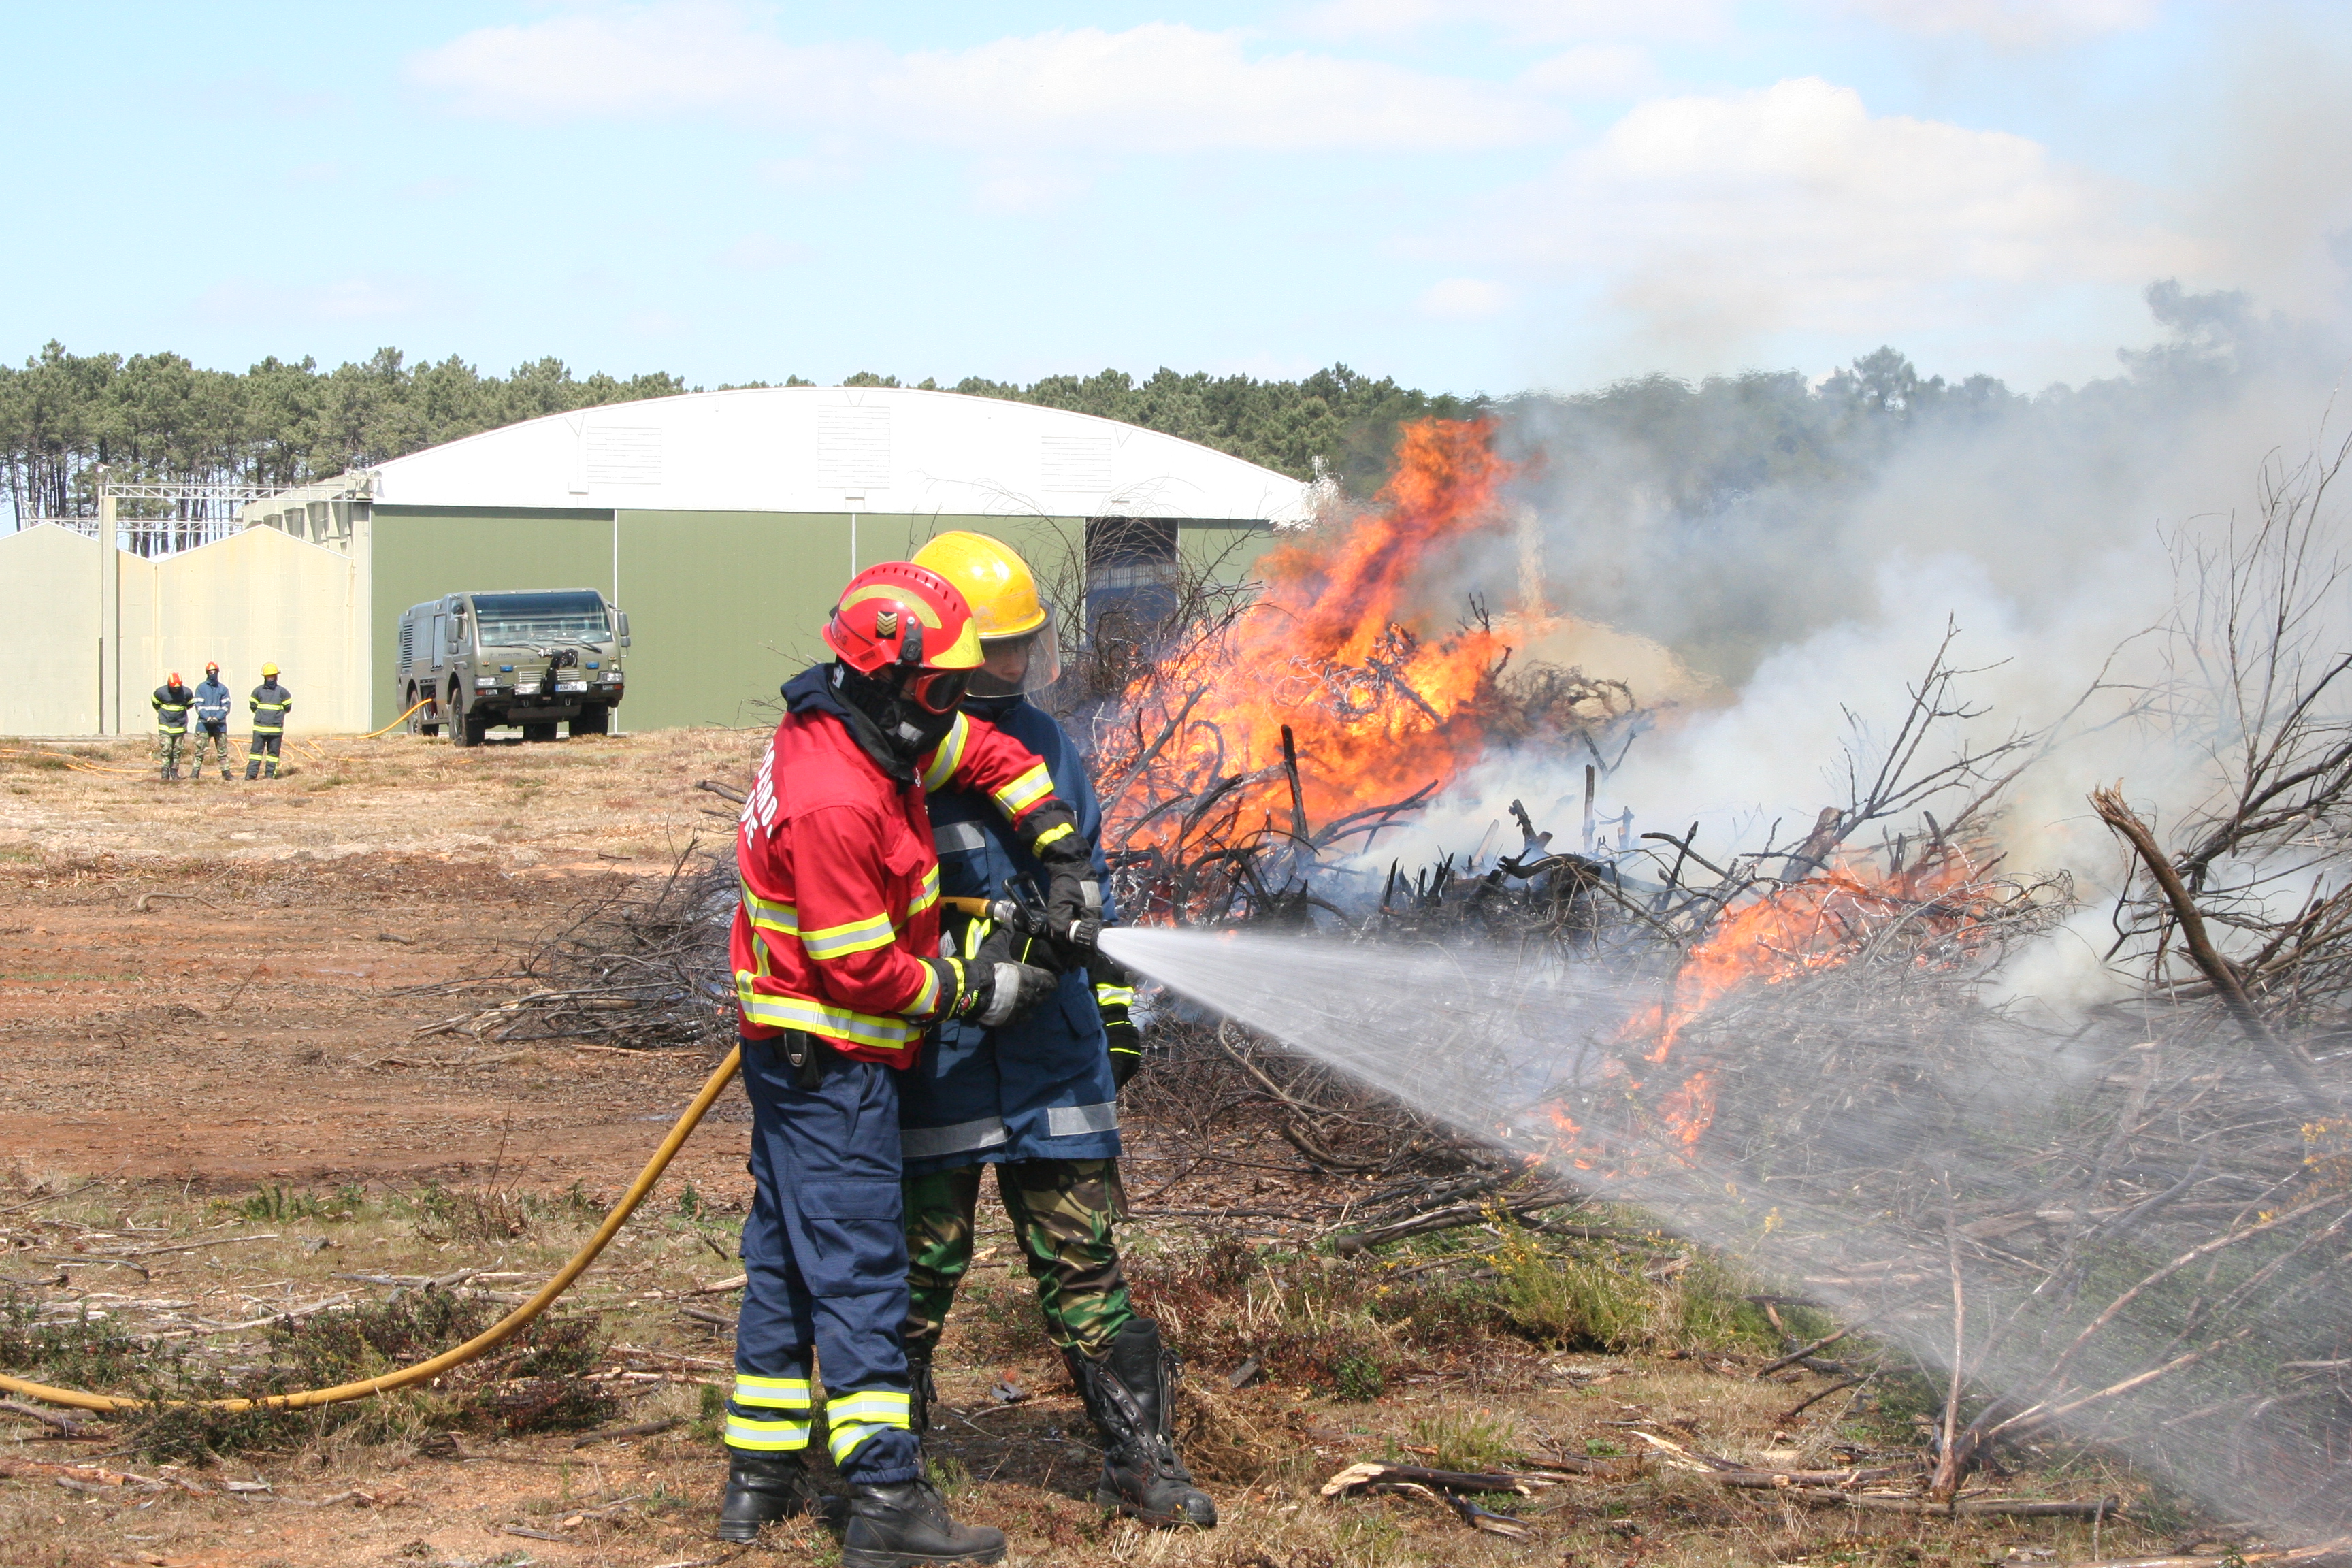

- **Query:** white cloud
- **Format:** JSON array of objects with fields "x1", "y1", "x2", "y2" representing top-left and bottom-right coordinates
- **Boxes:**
[
  {"x1": 1519, "y1": 45, "x2": 1656, "y2": 97},
  {"x1": 717, "y1": 233, "x2": 811, "y2": 270},
  {"x1": 1294, "y1": 0, "x2": 1733, "y2": 44},
  {"x1": 409, "y1": 4, "x2": 1565, "y2": 152},
  {"x1": 1826, "y1": 0, "x2": 2161, "y2": 48},
  {"x1": 966, "y1": 158, "x2": 1098, "y2": 215},
  {"x1": 1419, "y1": 277, "x2": 1512, "y2": 319},
  {"x1": 1480, "y1": 77, "x2": 2193, "y2": 356}
]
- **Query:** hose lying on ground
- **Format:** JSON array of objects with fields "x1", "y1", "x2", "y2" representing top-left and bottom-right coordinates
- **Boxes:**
[{"x1": 0, "y1": 1046, "x2": 743, "y2": 1414}]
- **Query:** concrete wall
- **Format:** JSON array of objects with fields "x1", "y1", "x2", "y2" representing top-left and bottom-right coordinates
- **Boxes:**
[
  {"x1": 0, "y1": 527, "x2": 103, "y2": 734},
  {"x1": 0, "y1": 524, "x2": 363, "y2": 736}
]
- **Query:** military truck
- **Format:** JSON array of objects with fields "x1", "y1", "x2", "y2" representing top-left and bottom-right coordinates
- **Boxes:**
[{"x1": 396, "y1": 589, "x2": 631, "y2": 746}]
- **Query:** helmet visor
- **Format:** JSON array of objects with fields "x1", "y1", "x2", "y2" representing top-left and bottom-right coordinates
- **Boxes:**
[{"x1": 967, "y1": 606, "x2": 1062, "y2": 698}]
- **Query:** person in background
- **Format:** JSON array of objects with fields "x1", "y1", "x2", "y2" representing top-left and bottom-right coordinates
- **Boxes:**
[
  {"x1": 192, "y1": 663, "x2": 233, "y2": 782},
  {"x1": 898, "y1": 530, "x2": 1215, "y2": 1530},
  {"x1": 151, "y1": 673, "x2": 194, "y2": 782},
  {"x1": 246, "y1": 664, "x2": 291, "y2": 780}
]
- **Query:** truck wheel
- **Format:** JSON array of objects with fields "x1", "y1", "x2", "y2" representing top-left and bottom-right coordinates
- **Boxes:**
[
  {"x1": 523, "y1": 721, "x2": 559, "y2": 742},
  {"x1": 451, "y1": 702, "x2": 483, "y2": 748},
  {"x1": 408, "y1": 686, "x2": 440, "y2": 737},
  {"x1": 572, "y1": 704, "x2": 610, "y2": 736}
]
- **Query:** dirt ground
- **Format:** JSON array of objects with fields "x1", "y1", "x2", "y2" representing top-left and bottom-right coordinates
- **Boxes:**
[{"x1": 0, "y1": 732, "x2": 2199, "y2": 1568}]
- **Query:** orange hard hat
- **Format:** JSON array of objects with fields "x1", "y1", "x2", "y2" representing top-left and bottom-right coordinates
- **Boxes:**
[{"x1": 169, "y1": 671, "x2": 182, "y2": 685}]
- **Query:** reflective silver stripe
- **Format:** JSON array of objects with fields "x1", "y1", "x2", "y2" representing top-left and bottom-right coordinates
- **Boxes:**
[
  {"x1": 901, "y1": 1116, "x2": 1009, "y2": 1159},
  {"x1": 933, "y1": 819, "x2": 988, "y2": 854},
  {"x1": 1046, "y1": 1101, "x2": 1120, "y2": 1138}
]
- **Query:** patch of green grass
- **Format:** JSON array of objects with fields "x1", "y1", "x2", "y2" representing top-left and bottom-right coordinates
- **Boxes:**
[
  {"x1": 0, "y1": 1282, "x2": 617, "y2": 1461},
  {"x1": 1406, "y1": 1407, "x2": 1524, "y2": 1474}
]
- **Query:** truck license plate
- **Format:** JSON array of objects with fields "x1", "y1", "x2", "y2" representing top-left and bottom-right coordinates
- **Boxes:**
[{"x1": 556, "y1": 681, "x2": 588, "y2": 692}]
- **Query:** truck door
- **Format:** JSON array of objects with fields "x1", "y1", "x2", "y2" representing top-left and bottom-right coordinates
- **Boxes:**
[{"x1": 431, "y1": 615, "x2": 448, "y2": 674}]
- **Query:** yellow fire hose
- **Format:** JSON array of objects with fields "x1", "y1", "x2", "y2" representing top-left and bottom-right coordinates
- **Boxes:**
[{"x1": 0, "y1": 1047, "x2": 742, "y2": 1414}]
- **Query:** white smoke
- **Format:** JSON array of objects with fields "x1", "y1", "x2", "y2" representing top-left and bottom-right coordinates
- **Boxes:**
[{"x1": 1354, "y1": 282, "x2": 2352, "y2": 1014}]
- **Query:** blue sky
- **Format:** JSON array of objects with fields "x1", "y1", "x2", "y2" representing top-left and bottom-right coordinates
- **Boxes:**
[{"x1": 7, "y1": 1, "x2": 2347, "y2": 397}]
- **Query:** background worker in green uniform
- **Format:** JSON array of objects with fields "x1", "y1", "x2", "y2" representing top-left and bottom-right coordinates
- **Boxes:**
[
  {"x1": 898, "y1": 532, "x2": 1215, "y2": 1529},
  {"x1": 151, "y1": 673, "x2": 194, "y2": 781},
  {"x1": 191, "y1": 663, "x2": 233, "y2": 781},
  {"x1": 246, "y1": 664, "x2": 291, "y2": 780}
]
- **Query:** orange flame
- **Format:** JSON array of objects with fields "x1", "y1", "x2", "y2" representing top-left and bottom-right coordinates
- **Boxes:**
[
  {"x1": 1556, "y1": 851, "x2": 1990, "y2": 1169},
  {"x1": 1107, "y1": 419, "x2": 1518, "y2": 851}
]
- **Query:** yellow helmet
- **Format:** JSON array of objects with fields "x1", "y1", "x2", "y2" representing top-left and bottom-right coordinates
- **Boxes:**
[
  {"x1": 911, "y1": 532, "x2": 1047, "y2": 639},
  {"x1": 910, "y1": 531, "x2": 1060, "y2": 695},
  {"x1": 261, "y1": 662, "x2": 280, "y2": 678}
]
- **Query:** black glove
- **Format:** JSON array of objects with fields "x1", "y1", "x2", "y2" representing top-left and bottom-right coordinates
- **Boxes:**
[
  {"x1": 1020, "y1": 807, "x2": 1103, "y2": 961},
  {"x1": 973, "y1": 957, "x2": 1058, "y2": 1027},
  {"x1": 1090, "y1": 951, "x2": 1141, "y2": 1088},
  {"x1": 929, "y1": 927, "x2": 1058, "y2": 1028}
]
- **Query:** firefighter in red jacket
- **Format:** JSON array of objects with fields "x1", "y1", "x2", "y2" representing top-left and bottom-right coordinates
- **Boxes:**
[{"x1": 718, "y1": 561, "x2": 1102, "y2": 1563}]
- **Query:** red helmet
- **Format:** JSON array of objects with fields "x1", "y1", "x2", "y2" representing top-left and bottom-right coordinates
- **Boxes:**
[{"x1": 823, "y1": 562, "x2": 983, "y2": 713}]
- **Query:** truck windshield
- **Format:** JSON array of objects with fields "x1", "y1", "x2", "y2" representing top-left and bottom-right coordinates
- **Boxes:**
[{"x1": 471, "y1": 591, "x2": 609, "y2": 646}]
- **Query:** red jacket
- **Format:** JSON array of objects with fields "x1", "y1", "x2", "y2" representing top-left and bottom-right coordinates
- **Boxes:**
[{"x1": 732, "y1": 676, "x2": 1060, "y2": 1066}]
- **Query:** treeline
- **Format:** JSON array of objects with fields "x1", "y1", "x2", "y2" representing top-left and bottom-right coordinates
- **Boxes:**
[
  {"x1": 0, "y1": 344, "x2": 691, "y2": 526},
  {"x1": 0, "y1": 344, "x2": 1477, "y2": 529},
  {"x1": 838, "y1": 365, "x2": 1482, "y2": 496}
]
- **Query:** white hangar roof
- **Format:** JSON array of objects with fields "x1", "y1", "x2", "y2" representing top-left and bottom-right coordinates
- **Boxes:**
[{"x1": 346, "y1": 385, "x2": 1311, "y2": 522}]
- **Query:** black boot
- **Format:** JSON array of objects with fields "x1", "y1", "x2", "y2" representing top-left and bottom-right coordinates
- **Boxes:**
[
  {"x1": 1065, "y1": 1318, "x2": 1218, "y2": 1528},
  {"x1": 840, "y1": 1475, "x2": 1004, "y2": 1567},
  {"x1": 714, "y1": 1448, "x2": 830, "y2": 1543}
]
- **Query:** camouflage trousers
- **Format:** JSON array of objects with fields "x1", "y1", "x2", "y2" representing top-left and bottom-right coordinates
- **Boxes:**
[
  {"x1": 154, "y1": 731, "x2": 188, "y2": 777},
  {"x1": 191, "y1": 725, "x2": 231, "y2": 776},
  {"x1": 902, "y1": 1158, "x2": 1133, "y2": 1358}
]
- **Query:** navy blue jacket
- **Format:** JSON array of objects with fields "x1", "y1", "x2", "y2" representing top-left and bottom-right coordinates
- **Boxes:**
[
  {"x1": 193, "y1": 679, "x2": 232, "y2": 728},
  {"x1": 899, "y1": 693, "x2": 1120, "y2": 1173}
]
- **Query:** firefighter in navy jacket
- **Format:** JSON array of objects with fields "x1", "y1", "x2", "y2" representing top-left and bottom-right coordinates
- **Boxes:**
[{"x1": 898, "y1": 532, "x2": 1215, "y2": 1530}]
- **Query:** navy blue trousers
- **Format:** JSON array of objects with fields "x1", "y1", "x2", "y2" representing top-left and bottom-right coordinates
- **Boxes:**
[{"x1": 730, "y1": 1036, "x2": 919, "y2": 1484}]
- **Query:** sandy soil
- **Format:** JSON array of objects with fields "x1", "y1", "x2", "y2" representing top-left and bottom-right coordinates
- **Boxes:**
[{"x1": 0, "y1": 730, "x2": 768, "y2": 1201}]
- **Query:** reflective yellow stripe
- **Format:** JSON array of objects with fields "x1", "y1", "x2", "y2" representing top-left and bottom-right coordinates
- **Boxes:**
[
  {"x1": 1095, "y1": 984, "x2": 1134, "y2": 1008},
  {"x1": 994, "y1": 763, "x2": 1054, "y2": 815},
  {"x1": 725, "y1": 1415, "x2": 813, "y2": 1450},
  {"x1": 827, "y1": 1389, "x2": 911, "y2": 1424},
  {"x1": 735, "y1": 976, "x2": 921, "y2": 1051},
  {"x1": 823, "y1": 1388, "x2": 913, "y2": 1463},
  {"x1": 801, "y1": 911, "x2": 896, "y2": 960},
  {"x1": 1031, "y1": 821, "x2": 1075, "y2": 849},
  {"x1": 906, "y1": 864, "x2": 940, "y2": 918},
  {"x1": 741, "y1": 884, "x2": 799, "y2": 938},
  {"x1": 918, "y1": 713, "x2": 970, "y2": 792},
  {"x1": 909, "y1": 958, "x2": 947, "y2": 1017},
  {"x1": 732, "y1": 1375, "x2": 813, "y2": 1409}
]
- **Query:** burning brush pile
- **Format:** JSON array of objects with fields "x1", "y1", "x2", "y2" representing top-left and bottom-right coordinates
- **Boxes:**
[{"x1": 1083, "y1": 417, "x2": 2352, "y2": 1537}]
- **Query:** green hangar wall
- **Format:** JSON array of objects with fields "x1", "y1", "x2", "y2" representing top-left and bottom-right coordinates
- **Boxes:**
[
  {"x1": 260, "y1": 386, "x2": 1307, "y2": 734},
  {"x1": 368, "y1": 507, "x2": 1252, "y2": 732}
]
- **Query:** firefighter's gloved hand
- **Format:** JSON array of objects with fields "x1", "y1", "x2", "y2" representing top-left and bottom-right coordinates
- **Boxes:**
[
  {"x1": 975, "y1": 917, "x2": 1064, "y2": 977},
  {"x1": 977, "y1": 960, "x2": 1057, "y2": 1027},
  {"x1": 1022, "y1": 808, "x2": 1103, "y2": 961},
  {"x1": 1103, "y1": 1008, "x2": 1142, "y2": 1088},
  {"x1": 1091, "y1": 952, "x2": 1141, "y2": 1089}
]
